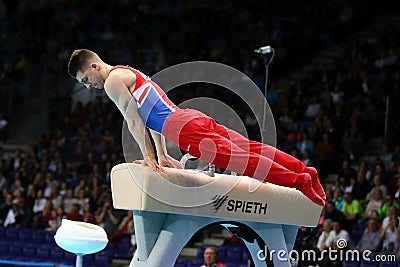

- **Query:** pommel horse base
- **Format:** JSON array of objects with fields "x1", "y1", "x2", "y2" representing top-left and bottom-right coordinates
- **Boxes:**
[{"x1": 111, "y1": 163, "x2": 322, "y2": 267}]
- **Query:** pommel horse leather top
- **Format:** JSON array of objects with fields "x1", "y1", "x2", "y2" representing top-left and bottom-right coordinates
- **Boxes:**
[{"x1": 111, "y1": 163, "x2": 321, "y2": 227}]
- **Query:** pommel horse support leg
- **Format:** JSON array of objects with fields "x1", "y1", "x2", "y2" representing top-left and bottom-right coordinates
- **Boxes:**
[{"x1": 111, "y1": 163, "x2": 323, "y2": 267}]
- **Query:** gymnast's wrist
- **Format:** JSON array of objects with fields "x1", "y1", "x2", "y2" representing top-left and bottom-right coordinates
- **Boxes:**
[
  {"x1": 156, "y1": 152, "x2": 167, "y2": 159},
  {"x1": 143, "y1": 154, "x2": 155, "y2": 160}
]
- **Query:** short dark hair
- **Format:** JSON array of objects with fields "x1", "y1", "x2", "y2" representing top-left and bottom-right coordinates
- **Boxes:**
[{"x1": 68, "y1": 49, "x2": 99, "y2": 78}]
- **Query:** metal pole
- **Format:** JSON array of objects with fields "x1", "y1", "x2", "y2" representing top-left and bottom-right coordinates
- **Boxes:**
[
  {"x1": 260, "y1": 49, "x2": 275, "y2": 134},
  {"x1": 76, "y1": 254, "x2": 83, "y2": 267},
  {"x1": 262, "y1": 64, "x2": 269, "y2": 133},
  {"x1": 384, "y1": 96, "x2": 390, "y2": 143}
]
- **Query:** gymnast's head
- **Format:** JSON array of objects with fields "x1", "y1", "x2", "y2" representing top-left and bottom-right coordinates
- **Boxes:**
[{"x1": 68, "y1": 49, "x2": 108, "y2": 90}]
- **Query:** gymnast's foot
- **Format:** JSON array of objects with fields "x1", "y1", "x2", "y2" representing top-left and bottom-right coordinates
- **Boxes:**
[
  {"x1": 296, "y1": 173, "x2": 325, "y2": 206},
  {"x1": 305, "y1": 166, "x2": 326, "y2": 200}
]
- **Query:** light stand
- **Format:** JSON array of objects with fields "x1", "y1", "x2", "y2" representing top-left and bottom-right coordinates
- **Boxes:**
[{"x1": 256, "y1": 47, "x2": 275, "y2": 134}]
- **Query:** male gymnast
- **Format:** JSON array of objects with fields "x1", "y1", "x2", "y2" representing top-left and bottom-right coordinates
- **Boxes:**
[{"x1": 67, "y1": 49, "x2": 325, "y2": 206}]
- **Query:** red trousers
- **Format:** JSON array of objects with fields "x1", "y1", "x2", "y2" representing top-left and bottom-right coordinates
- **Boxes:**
[{"x1": 163, "y1": 109, "x2": 307, "y2": 188}]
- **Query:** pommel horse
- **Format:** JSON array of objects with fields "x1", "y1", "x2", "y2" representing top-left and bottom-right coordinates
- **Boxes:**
[{"x1": 111, "y1": 163, "x2": 323, "y2": 267}]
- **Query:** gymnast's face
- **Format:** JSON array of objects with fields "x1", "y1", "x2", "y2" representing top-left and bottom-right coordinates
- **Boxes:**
[{"x1": 76, "y1": 63, "x2": 105, "y2": 89}]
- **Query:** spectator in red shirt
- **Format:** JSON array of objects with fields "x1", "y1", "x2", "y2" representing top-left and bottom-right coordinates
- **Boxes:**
[{"x1": 201, "y1": 246, "x2": 226, "y2": 267}]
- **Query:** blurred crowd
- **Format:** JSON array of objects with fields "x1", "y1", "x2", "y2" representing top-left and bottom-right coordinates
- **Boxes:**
[{"x1": 0, "y1": 0, "x2": 400, "y2": 266}]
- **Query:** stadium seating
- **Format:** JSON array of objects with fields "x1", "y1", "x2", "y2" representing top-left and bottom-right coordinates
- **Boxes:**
[
  {"x1": 186, "y1": 259, "x2": 203, "y2": 267},
  {"x1": 31, "y1": 229, "x2": 46, "y2": 243},
  {"x1": 83, "y1": 254, "x2": 95, "y2": 267},
  {"x1": 113, "y1": 237, "x2": 132, "y2": 259},
  {"x1": 174, "y1": 257, "x2": 189, "y2": 267},
  {"x1": 343, "y1": 260, "x2": 360, "y2": 267},
  {"x1": 17, "y1": 228, "x2": 34, "y2": 243},
  {"x1": 22, "y1": 243, "x2": 37, "y2": 260},
  {"x1": 50, "y1": 246, "x2": 65, "y2": 263},
  {"x1": 4, "y1": 227, "x2": 18, "y2": 240},
  {"x1": 36, "y1": 245, "x2": 50, "y2": 260},
  {"x1": 360, "y1": 260, "x2": 379, "y2": 267},
  {"x1": 379, "y1": 261, "x2": 397, "y2": 267},
  {"x1": 225, "y1": 246, "x2": 244, "y2": 263},
  {"x1": 8, "y1": 242, "x2": 22, "y2": 257}
]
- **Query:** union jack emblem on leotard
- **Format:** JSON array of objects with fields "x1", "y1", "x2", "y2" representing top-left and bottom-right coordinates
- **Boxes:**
[{"x1": 133, "y1": 84, "x2": 151, "y2": 107}]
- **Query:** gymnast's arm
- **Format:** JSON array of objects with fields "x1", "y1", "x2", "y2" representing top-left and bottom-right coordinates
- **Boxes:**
[
  {"x1": 104, "y1": 73, "x2": 161, "y2": 171},
  {"x1": 149, "y1": 129, "x2": 183, "y2": 169}
]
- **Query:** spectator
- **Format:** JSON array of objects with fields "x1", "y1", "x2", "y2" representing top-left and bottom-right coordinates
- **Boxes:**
[
  {"x1": 314, "y1": 133, "x2": 333, "y2": 160},
  {"x1": 110, "y1": 210, "x2": 134, "y2": 244},
  {"x1": 0, "y1": 192, "x2": 13, "y2": 225},
  {"x1": 344, "y1": 177, "x2": 356, "y2": 194},
  {"x1": 74, "y1": 179, "x2": 87, "y2": 197},
  {"x1": 56, "y1": 207, "x2": 66, "y2": 223},
  {"x1": 325, "y1": 220, "x2": 350, "y2": 248},
  {"x1": 366, "y1": 175, "x2": 388, "y2": 202},
  {"x1": 379, "y1": 195, "x2": 400, "y2": 219},
  {"x1": 22, "y1": 184, "x2": 36, "y2": 227},
  {"x1": 46, "y1": 209, "x2": 61, "y2": 231},
  {"x1": 32, "y1": 189, "x2": 47, "y2": 215},
  {"x1": 10, "y1": 148, "x2": 23, "y2": 172},
  {"x1": 201, "y1": 246, "x2": 226, "y2": 267},
  {"x1": 63, "y1": 188, "x2": 77, "y2": 213},
  {"x1": 88, "y1": 186, "x2": 103, "y2": 213},
  {"x1": 58, "y1": 181, "x2": 68, "y2": 198},
  {"x1": 351, "y1": 171, "x2": 371, "y2": 202},
  {"x1": 33, "y1": 172, "x2": 45, "y2": 191},
  {"x1": 297, "y1": 132, "x2": 314, "y2": 156},
  {"x1": 49, "y1": 185, "x2": 63, "y2": 209},
  {"x1": 382, "y1": 206, "x2": 400, "y2": 229},
  {"x1": 95, "y1": 200, "x2": 125, "y2": 237},
  {"x1": 341, "y1": 192, "x2": 364, "y2": 228},
  {"x1": 355, "y1": 219, "x2": 381, "y2": 253},
  {"x1": 357, "y1": 161, "x2": 369, "y2": 179},
  {"x1": 332, "y1": 188, "x2": 345, "y2": 211},
  {"x1": 9, "y1": 173, "x2": 24, "y2": 192},
  {"x1": 380, "y1": 216, "x2": 400, "y2": 254},
  {"x1": 104, "y1": 160, "x2": 113, "y2": 184},
  {"x1": 3, "y1": 201, "x2": 23, "y2": 227},
  {"x1": 300, "y1": 148, "x2": 314, "y2": 167},
  {"x1": 82, "y1": 202, "x2": 95, "y2": 224},
  {"x1": 332, "y1": 176, "x2": 346, "y2": 193},
  {"x1": 43, "y1": 172, "x2": 59, "y2": 198},
  {"x1": 386, "y1": 162, "x2": 399, "y2": 193},
  {"x1": 365, "y1": 189, "x2": 383, "y2": 218},
  {"x1": 374, "y1": 162, "x2": 389, "y2": 184},
  {"x1": 75, "y1": 188, "x2": 89, "y2": 214},
  {"x1": 368, "y1": 210, "x2": 382, "y2": 229},
  {"x1": 33, "y1": 200, "x2": 54, "y2": 229},
  {"x1": 338, "y1": 159, "x2": 357, "y2": 185},
  {"x1": 54, "y1": 162, "x2": 69, "y2": 182},
  {"x1": 66, "y1": 203, "x2": 82, "y2": 221},
  {"x1": 324, "y1": 201, "x2": 346, "y2": 228},
  {"x1": 316, "y1": 219, "x2": 333, "y2": 251},
  {"x1": 393, "y1": 175, "x2": 400, "y2": 199},
  {"x1": 325, "y1": 188, "x2": 334, "y2": 204},
  {"x1": 323, "y1": 221, "x2": 350, "y2": 266}
]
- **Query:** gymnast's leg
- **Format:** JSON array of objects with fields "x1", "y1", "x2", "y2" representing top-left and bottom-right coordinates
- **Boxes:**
[
  {"x1": 212, "y1": 122, "x2": 326, "y2": 200},
  {"x1": 190, "y1": 126, "x2": 324, "y2": 206},
  {"x1": 163, "y1": 112, "x2": 324, "y2": 206}
]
